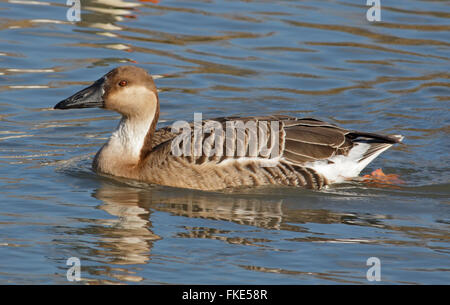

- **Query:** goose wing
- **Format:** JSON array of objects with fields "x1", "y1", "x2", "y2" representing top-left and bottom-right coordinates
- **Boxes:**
[
  {"x1": 282, "y1": 118, "x2": 352, "y2": 164},
  {"x1": 151, "y1": 115, "x2": 401, "y2": 166},
  {"x1": 282, "y1": 117, "x2": 402, "y2": 166}
]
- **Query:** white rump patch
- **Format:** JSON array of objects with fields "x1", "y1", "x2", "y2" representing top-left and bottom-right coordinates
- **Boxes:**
[{"x1": 303, "y1": 142, "x2": 392, "y2": 183}]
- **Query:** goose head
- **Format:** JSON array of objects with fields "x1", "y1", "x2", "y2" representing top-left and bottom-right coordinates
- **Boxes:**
[
  {"x1": 54, "y1": 66, "x2": 159, "y2": 119},
  {"x1": 55, "y1": 66, "x2": 161, "y2": 168}
]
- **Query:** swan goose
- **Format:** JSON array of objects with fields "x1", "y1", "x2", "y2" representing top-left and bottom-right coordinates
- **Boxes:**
[{"x1": 54, "y1": 66, "x2": 403, "y2": 191}]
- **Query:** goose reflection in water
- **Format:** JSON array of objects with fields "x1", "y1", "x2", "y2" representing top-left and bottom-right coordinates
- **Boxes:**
[
  {"x1": 85, "y1": 182, "x2": 368, "y2": 267},
  {"x1": 61, "y1": 175, "x2": 448, "y2": 284}
]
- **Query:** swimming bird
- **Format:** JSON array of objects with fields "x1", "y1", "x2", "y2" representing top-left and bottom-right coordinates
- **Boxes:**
[{"x1": 54, "y1": 66, "x2": 403, "y2": 191}]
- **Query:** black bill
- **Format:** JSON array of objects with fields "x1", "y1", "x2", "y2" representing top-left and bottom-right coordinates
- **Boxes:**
[{"x1": 54, "y1": 77, "x2": 105, "y2": 109}]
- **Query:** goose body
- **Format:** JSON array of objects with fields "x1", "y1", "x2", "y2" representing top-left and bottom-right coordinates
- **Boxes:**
[{"x1": 54, "y1": 66, "x2": 403, "y2": 191}]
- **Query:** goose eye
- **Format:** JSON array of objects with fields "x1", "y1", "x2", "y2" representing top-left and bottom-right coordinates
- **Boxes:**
[{"x1": 118, "y1": 80, "x2": 128, "y2": 87}]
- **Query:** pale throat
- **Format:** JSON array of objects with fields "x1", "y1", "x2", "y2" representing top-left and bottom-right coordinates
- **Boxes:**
[
  {"x1": 109, "y1": 112, "x2": 155, "y2": 160},
  {"x1": 106, "y1": 90, "x2": 158, "y2": 162}
]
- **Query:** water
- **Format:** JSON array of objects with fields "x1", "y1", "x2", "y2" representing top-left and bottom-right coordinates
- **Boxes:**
[{"x1": 0, "y1": 0, "x2": 449, "y2": 284}]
